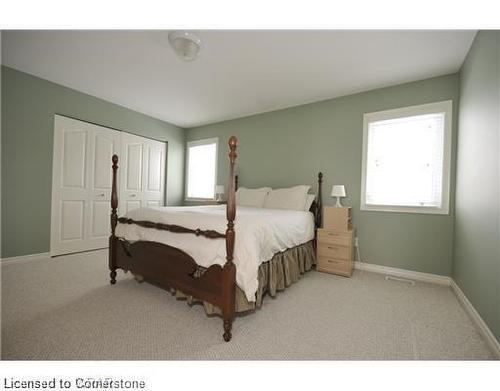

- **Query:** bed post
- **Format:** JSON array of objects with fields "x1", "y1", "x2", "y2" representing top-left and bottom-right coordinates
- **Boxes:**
[
  {"x1": 316, "y1": 172, "x2": 323, "y2": 229},
  {"x1": 222, "y1": 136, "x2": 238, "y2": 342},
  {"x1": 109, "y1": 154, "x2": 119, "y2": 285}
]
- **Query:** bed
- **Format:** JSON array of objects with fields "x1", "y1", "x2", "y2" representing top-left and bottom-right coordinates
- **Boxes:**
[{"x1": 108, "y1": 136, "x2": 323, "y2": 341}]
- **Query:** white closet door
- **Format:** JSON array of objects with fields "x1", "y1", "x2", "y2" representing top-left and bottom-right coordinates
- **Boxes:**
[
  {"x1": 120, "y1": 133, "x2": 166, "y2": 214},
  {"x1": 51, "y1": 116, "x2": 166, "y2": 256},
  {"x1": 51, "y1": 116, "x2": 121, "y2": 256}
]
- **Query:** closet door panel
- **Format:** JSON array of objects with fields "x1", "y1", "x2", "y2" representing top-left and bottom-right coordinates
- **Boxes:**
[
  {"x1": 60, "y1": 200, "x2": 85, "y2": 241},
  {"x1": 143, "y1": 140, "x2": 166, "y2": 205},
  {"x1": 147, "y1": 145, "x2": 162, "y2": 192},
  {"x1": 91, "y1": 201, "x2": 111, "y2": 238},
  {"x1": 62, "y1": 130, "x2": 87, "y2": 189},
  {"x1": 120, "y1": 133, "x2": 146, "y2": 214},
  {"x1": 93, "y1": 133, "x2": 115, "y2": 190},
  {"x1": 125, "y1": 143, "x2": 144, "y2": 191}
]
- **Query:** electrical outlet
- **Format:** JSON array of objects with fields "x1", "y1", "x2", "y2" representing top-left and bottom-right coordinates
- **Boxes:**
[{"x1": 355, "y1": 237, "x2": 359, "y2": 247}]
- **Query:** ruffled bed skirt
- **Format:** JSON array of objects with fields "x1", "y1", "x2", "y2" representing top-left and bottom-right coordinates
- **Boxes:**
[{"x1": 170, "y1": 240, "x2": 316, "y2": 315}]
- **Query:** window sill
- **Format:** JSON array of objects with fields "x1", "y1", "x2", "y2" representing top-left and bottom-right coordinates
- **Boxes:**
[
  {"x1": 185, "y1": 198, "x2": 216, "y2": 203},
  {"x1": 361, "y1": 204, "x2": 449, "y2": 215}
]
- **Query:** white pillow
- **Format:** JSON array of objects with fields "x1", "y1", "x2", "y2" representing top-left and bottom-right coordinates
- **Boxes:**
[
  {"x1": 236, "y1": 187, "x2": 272, "y2": 207},
  {"x1": 263, "y1": 185, "x2": 311, "y2": 211},
  {"x1": 304, "y1": 194, "x2": 316, "y2": 211}
]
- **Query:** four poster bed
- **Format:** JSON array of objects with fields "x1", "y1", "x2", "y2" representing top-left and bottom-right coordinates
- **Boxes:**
[{"x1": 108, "y1": 136, "x2": 323, "y2": 341}]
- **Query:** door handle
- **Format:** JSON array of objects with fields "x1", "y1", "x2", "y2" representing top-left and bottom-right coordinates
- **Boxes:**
[{"x1": 97, "y1": 193, "x2": 105, "y2": 197}]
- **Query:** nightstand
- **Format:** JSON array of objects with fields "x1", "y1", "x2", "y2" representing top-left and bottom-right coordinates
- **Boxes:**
[
  {"x1": 316, "y1": 228, "x2": 354, "y2": 277},
  {"x1": 316, "y1": 206, "x2": 355, "y2": 277}
]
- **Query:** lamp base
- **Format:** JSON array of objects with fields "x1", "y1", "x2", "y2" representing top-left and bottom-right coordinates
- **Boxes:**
[{"x1": 334, "y1": 197, "x2": 343, "y2": 207}]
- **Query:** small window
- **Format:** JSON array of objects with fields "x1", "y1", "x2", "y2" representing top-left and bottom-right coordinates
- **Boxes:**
[
  {"x1": 361, "y1": 101, "x2": 452, "y2": 214},
  {"x1": 186, "y1": 138, "x2": 218, "y2": 200}
]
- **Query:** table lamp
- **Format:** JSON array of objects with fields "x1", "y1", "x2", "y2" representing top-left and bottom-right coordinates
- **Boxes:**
[
  {"x1": 215, "y1": 185, "x2": 225, "y2": 202},
  {"x1": 331, "y1": 185, "x2": 346, "y2": 207}
]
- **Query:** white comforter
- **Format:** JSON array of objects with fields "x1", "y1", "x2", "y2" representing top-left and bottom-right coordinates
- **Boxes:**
[{"x1": 115, "y1": 205, "x2": 315, "y2": 301}]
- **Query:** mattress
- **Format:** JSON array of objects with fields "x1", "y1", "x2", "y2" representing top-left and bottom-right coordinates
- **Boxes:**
[{"x1": 115, "y1": 205, "x2": 315, "y2": 301}]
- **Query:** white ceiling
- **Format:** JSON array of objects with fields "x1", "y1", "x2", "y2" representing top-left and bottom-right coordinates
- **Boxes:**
[{"x1": 2, "y1": 30, "x2": 476, "y2": 128}]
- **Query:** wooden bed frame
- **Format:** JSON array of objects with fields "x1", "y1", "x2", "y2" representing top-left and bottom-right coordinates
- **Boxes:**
[{"x1": 109, "y1": 136, "x2": 323, "y2": 341}]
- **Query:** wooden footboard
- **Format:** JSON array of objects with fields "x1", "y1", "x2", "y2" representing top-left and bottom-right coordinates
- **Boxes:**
[{"x1": 109, "y1": 136, "x2": 238, "y2": 341}]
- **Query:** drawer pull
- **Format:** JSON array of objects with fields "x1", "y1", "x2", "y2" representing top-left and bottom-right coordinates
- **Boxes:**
[
  {"x1": 327, "y1": 259, "x2": 340, "y2": 264},
  {"x1": 327, "y1": 246, "x2": 338, "y2": 250}
]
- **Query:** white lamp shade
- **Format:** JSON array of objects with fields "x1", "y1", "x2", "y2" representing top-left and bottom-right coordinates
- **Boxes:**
[
  {"x1": 215, "y1": 185, "x2": 225, "y2": 195},
  {"x1": 331, "y1": 185, "x2": 346, "y2": 197}
]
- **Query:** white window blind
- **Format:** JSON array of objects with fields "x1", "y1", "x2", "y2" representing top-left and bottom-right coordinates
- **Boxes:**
[
  {"x1": 186, "y1": 138, "x2": 218, "y2": 200},
  {"x1": 361, "y1": 101, "x2": 452, "y2": 214}
]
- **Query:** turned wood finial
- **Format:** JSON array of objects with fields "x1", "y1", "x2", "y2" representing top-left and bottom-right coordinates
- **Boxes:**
[
  {"x1": 111, "y1": 154, "x2": 119, "y2": 236},
  {"x1": 228, "y1": 136, "x2": 238, "y2": 164}
]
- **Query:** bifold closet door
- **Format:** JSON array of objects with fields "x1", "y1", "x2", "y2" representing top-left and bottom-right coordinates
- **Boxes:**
[
  {"x1": 51, "y1": 116, "x2": 167, "y2": 256},
  {"x1": 120, "y1": 133, "x2": 166, "y2": 215},
  {"x1": 51, "y1": 116, "x2": 121, "y2": 256}
]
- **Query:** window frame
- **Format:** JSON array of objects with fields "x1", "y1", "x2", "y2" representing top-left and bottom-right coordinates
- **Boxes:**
[
  {"x1": 185, "y1": 137, "x2": 219, "y2": 202},
  {"x1": 360, "y1": 100, "x2": 452, "y2": 215}
]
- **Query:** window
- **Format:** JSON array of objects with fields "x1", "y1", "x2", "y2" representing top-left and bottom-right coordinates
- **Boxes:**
[
  {"x1": 186, "y1": 138, "x2": 218, "y2": 200},
  {"x1": 361, "y1": 101, "x2": 452, "y2": 214}
]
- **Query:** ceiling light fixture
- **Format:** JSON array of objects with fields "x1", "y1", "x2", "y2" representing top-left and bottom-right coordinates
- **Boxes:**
[{"x1": 168, "y1": 31, "x2": 202, "y2": 62}]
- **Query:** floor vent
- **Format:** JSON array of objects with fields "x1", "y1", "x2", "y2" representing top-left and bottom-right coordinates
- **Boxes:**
[{"x1": 385, "y1": 275, "x2": 415, "y2": 285}]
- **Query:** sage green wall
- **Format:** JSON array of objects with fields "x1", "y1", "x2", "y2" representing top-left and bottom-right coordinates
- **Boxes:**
[
  {"x1": 453, "y1": 31, "x2": 500, "y2": 341},
  {"x1": 186, "y1": 74, "x2": 459, "y2": 276},
  {"x1": 1, "y1": 66, "x2": 185, "y2": 258}
]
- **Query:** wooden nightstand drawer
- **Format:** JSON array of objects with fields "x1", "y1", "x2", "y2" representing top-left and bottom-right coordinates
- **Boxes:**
[
  {"x1": 317, "y1": 230, "x2": 352, "y2": 246},
  {"x1": 316, "y1": 227, "x2": 355, "y2": 277},
  {"x1": 324, "y1": 207, "x2": 352, "y2": 232},
  {"x1": 317, "y1": 243, "x2": 350, "y2": 260},
  {"x1": 317, "y1": 256, "x2": 352, "y2": 276}
]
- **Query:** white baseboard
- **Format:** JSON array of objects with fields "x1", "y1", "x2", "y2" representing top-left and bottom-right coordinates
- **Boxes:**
[
  {"x1": 354, "y1": 261, "x2": 452, "y2": 286},
  {"x1": 450, "y1": 280, "x2": 500, "y2": 359},
  {"x1": 1, "y1": 252, "x2": 50, "y2": 265},
  {"x1": 355, "y1": 260, "x2": 499, "y2": 359}
]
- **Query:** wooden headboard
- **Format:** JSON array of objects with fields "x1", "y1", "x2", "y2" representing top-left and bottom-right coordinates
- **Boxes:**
[{"x1": 233, "y1": 172, "x2": 323, "y2": 229}]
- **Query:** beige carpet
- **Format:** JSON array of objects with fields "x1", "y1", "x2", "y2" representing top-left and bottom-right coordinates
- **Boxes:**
[{"x1": 1, "y1": 249, "x2": 495, "y2": 360}]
